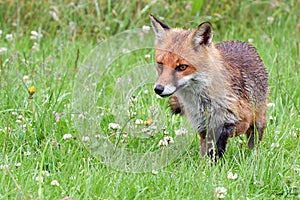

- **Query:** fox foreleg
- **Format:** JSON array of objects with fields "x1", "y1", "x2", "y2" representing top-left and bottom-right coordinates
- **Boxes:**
[{"x1": 201, "y1": 123, "x2": 236, "y2": 159}]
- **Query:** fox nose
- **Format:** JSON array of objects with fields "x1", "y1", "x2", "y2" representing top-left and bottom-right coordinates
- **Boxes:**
[{"x1": 154, "y1": 85, "x2": 164, "y2": 95}]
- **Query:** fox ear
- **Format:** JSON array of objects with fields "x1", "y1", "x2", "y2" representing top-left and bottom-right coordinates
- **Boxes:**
[
  {"x1": 150, "y1": 14, "x2": 170, "y2": 43},
  {"x1": 192, "y1": 22, "x2": 213, "y2": 49}
]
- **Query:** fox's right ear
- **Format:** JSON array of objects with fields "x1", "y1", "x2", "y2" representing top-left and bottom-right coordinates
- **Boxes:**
[
  {"x1": 150, "y1": 14, "x2": 170, "y2": 43},
  {"x1": 192, "y1": 22, "x2": 213, "y2": 49}
]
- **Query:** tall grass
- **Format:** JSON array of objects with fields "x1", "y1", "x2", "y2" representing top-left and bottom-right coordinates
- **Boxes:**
[{"x1": 0, "y1": 1, "x2": 299, "y2": 199}]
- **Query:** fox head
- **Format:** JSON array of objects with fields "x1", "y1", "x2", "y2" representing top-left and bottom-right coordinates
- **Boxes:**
[{"x1": 150, "y1": 15, "x2": 217, "y2": 97}]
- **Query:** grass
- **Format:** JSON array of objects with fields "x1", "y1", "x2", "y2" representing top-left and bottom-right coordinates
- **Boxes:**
[{"x1": 0, "y1": 0, "x2": 299, "y2": 199}]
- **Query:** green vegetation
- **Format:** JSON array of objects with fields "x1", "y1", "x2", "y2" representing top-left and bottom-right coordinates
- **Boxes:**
[{"x1": 0, "y1": 1, "x2": 299, "y2": 199}]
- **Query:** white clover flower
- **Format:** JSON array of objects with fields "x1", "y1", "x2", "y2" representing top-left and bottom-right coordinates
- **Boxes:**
[
  {"x1": 227, "y1": 171, "x2": 238, "y2": 180},
  {"x1": 151, "y1": 169, "x2": 158, "y2": 175},
  {"x1": 30, "y1": 30, "x2": 43, "y2": 40},
  {"x1": 50, "y1": 180, "x2": 60, "y2": 186},
  {"x1": 164, "y1": 136, "x2": 174, "y2": 144},
  {"x1": 143, "y1": 89, "x2": 149, "y2": 94},
  {"x1": 271, "y1": 143, "x2": 280, "y2": 148},
  {"x1": 11, "y1": 111, "x2": 18, "y2": 116},
  {"x1": 63, "y1": 133, "x2": 72, "y2": 140},
  {"x1": 267, "y1": 16, "x2": 274, "y2": 24},
  {"x1": 23, "y1": 75, "x2": 30, "y2": 81},
  {"x1": 142, "y1": 25, "x2": 151, "y2": 32},
  {"x1": 135, "y1": 119, "x2": 144, "y2": 125},
  {"x1": 248, "y1": 38, "x2": 254, "y2": 43},
  {"x1": 267, "y1": 102, "x2": 275, "y2": 107},
  {"x1": 269, "y1": 116, "x2": 276, "y2": 121},
  {"x1": 81, "y1": 136, "x2": 90, "y2": 142},
  {"x1": 108, "y1": 122, "x2": 121, "y2": 130},
  {"x1": 175, "y1": 128, "x2": 188, "y2": 136},
  {"x1": 0, "y1": 30, "x2": 2, "y2": 36},
  {"x1": 0, "y1": 164, "x2": 8, "y2": 169},
  {"x1": 214, "y1": 187, "x2": 227, "y2": 199},
  {"x1": 15, "y1": 162, "x2": 21, "y2": 167},
  {"x1": 32, "y1": 42, "x2": 39, "y2": 51},
  {"x1": 144, "y1": 54, "x2": 151, "y2": 59},
  {"x1": 130, "y1": 96, "x2": 138, "y2": 103},
  {"x1": 49, "y1": 11, "x2": 59, "y2": 21},
  {"x1": 24, "y1": 151, "x2": 31, "y2": 156},
  {"x1": 0, "y1": 47, "x2": 7, "y2": 55},
  {"x1": 42, "y1": 170, "x2": 50, "y2": 177},
  {"x1": 158, "y1": 139, "x2": 168, "y2": 147},
  {"x1": 78, "y1": 113, "x2": 85, "y2": 119},
  {"x1": 5, "y1": 34, "x2": 13, "y2": 42},
  {"x1": 35, "y1": 176, "x2": 44, "y2": 183}
]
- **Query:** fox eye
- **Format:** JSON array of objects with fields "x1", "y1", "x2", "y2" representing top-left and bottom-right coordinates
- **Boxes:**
[
  {"x1": 157, "y1": 62, "x2": 163, "y2": 69},
  {"x1": 176, "y1": 64, "x2": 188, "y2": 72}
]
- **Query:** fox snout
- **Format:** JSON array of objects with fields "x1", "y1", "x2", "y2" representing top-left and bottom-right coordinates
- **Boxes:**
[
  {"x1": 153, "y1": 83, "x2": 176, "y2": 97},
  {"x1": 153, "y1": 84, "x2": 164, "y2": 95}
]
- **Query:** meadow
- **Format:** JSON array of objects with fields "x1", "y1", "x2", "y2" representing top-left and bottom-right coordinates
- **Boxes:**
[{"x1": 0, "y1": 0, "x2": 299, "y2": 199}]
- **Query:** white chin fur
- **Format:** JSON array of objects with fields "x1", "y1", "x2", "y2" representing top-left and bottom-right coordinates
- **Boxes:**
[{"x1": 161, "y1": 84, "x2": 176, "y2": 96}]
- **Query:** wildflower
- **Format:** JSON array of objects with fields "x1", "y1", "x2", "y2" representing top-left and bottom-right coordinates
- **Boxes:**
[
  {"x1": 23, "y1": 75, "x2": 30, "y2": 81},
  {"x1": 130, "y1": 96, "x2": 138, "y2": 103},
  {"x1": 267, "y1": 102, "x2": 275, "y2": 107},
  {"x1": 63, "y1": 133, "x2": 72, "y2": 140},
  {"x1": 142, "y1": 25, "x2": 151, "y2": 32},
  {"x1": 24, "y1": 151, "x2": 31, "y2": 156},
  {"x1": 70, "y1": 176, "x2": 76, "y2": 180},
  {"x1": 269, "y1": 116, "x2": 276, "y2": 121},
  {"x1": 248, "y1": 38, "x2": 254, "y2": 43},
  {"x1": 151, "y1": 169, "x2": 158, "y2": 175},
  {"x1": 0, "y1": 47, "x2": 7, "y2": 55},
  {"x1": 5, "y1": 34, "x2": 13, "y2": 42},
  {"x1": 175, "y1": 128, "x2": 188, "y2": 136},
  {"x1": 271, "y1": 143, "x2": 280, "y2": 148},
  {"x1": 0, "y1": 30, "x2": 2, "y2": 36},
  {"x1": 164, "y1": 136, "x2": 174, "y2": 144},
  {"x1": 50, "y1": 180, "x2": 60, "y2": 186},
  {"x1": 42, "y1": 170, "x2": 50, "y2": 177},
  {"x1": 144, "y1": 118, "x2": 153, "y2": 126},
  {"x1": 32, "y1": 42, "x2": 39, "y2": 51},
  {"x1": 144, "y1": 89, "x2": 149, "y2": 94},
  {"x1": 81, "y1": 136, "x2": 90, "y2": 142},
  {"x1": 16, "y1": 119, "x2": 22, "y2": 123},
  {"x1": 78, "y1": 113, "x2": 85, "y2": 119},
  {"x1": 0, "y1": 164, "x2": 8, "y2": 169},
  {"x1": 267, "y1": 16, "x2": 274, "y2": 24},
  {"x1": 144, "y1": 54, "x2": 151, "y2": 59},
  {"x1": 28, "y1": 86, "x2": 35, "y2": 99},
  {"x1": 158, "y1": 139, "x2": 168, "y2": 147},
  {"x1": 30, "y1": 30, "x2": 43, "y2": 40},
  {"x1": 108, "y1": 122, "x2": 121, "y2": 130},
  {"x1": 49, "y1": 11, "x2": 59, "y2": 21},
  {"x1": 135, "y1": 119, "x2": 144, "y2": 125},
  {"x1": 11, "y1": 111, "x2": 18, "y2": 116},
  {"x1": 214, "y1": 187, "x2": 227, "y2": 199},
  {"x1": 35, "y1": 176, "x2": 44, "y2": 183},
  {"x1": 53, "y1": 111, "x2": 65, "y2": 122},
  {"x1": 227, "y1": 171, "x2": 238, "y2": 180}
]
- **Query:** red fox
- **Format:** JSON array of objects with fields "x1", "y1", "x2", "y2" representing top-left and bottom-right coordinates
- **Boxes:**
[{"x1": 150, "y1": 15, "x2": 268, "y2": 158}]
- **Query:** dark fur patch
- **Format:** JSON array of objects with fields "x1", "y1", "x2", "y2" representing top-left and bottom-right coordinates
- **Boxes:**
[{"x1": 216, "y1": 123, "x2": 236, "y2": 158}]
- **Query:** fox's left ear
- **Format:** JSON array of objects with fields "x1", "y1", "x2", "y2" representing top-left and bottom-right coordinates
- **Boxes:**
[
  {"x1": 150, "y1": 14, "x2": 170, "y2": 43},
  {"x1": 192, "y1": 22, "x2": 213, "y2": 49}
]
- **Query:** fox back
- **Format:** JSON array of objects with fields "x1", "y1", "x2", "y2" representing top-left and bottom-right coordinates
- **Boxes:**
[{"x1": 150, "y1": 15, "x2": 268, "y2": 158}]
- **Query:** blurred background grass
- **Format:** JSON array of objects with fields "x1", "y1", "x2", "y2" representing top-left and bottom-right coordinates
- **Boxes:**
[{"x1": 1, "y1": 0, "x2": 298, "y2": 41}]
